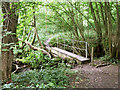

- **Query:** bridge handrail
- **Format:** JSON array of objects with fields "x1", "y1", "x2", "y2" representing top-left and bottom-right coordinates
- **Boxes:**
[{"x1": 50, "y1": 37, "x2": 88, "y2": 58}]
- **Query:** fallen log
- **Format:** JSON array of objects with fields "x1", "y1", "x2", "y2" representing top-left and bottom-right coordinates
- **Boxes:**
[{"x1": 18, "y1": 38, "x2": 51, "y2": 58}]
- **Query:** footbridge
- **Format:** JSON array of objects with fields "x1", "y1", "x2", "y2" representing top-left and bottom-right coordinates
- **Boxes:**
[{"x1": 44, "y1": 38, "x2": 89, "y2": 63}]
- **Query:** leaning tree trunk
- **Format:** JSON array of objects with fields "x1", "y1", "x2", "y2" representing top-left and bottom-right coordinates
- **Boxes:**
[{"x1": 1, "y1": 2, "x2": 18, "y2": 81}]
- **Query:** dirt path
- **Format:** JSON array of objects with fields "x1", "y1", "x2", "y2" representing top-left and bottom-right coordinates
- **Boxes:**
[{"x1": 70, "y1": 64, "x2": 118, "y2": 88}]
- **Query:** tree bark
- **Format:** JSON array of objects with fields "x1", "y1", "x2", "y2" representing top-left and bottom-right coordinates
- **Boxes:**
[
  {"x1": 116, "y1": 2, "x2": 120, "y2": 59},
  {"x1": 106, "y1": 2, "x2": 112, "y2": 57},
  {"x1": 89, "y1": 2, "x2": 104, "y2": 57},
  {"x1": 1, "y1": 2, "x2": 18, "y2": 81},
  {"x1": 100, "y1": 2, "x2": 108, "y2": 54}
]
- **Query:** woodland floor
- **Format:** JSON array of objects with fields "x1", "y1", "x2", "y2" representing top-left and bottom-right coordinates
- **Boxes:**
[
  {"x1": 12, "y1": 59, "x2": 118, "y2": 88},
  {"x1": 70, "y1": 61, "x2": 118, "y2": 88}
]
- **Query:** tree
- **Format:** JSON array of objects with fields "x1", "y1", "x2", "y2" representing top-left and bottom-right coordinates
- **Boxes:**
[
  {"x1": 116, "y1": 2, "x2": 120, "y2": 60},
  {"x1": 46, "y1": 1, "x2": 119, "y2": 60},
  {"x1": 1, "y1": 2, "x2": 18, "y2": 81},
  {"x1": 89, "y1": 2, "x2": 104, "y2": 57}
]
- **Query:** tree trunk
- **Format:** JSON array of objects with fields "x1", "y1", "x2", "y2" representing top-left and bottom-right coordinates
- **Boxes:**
[
  {"x1": 100, "y1": 2, "x2": 108, "y2": 54},
  {"x1": 106, "y1": 2, "x2": 112, "y2": 57},
  {"x1": 1, "y1": 2, "x2": 18, "y2": 81},
  {"x1": 89, "y1": 2, "x2": 104, "y2": 57},
  {"x1": 116, "y1": 2, "x2": 120, "y2": 60}
]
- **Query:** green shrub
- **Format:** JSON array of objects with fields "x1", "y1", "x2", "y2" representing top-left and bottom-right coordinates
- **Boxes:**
[
  {"x1": 100, "y1": 55, "x2": 111, "y2": 61},
  {"x1": 100, "y1": 55, "x2": 118, "y2": 64},
  {"x1": 17, "y1": 50, "x2": 63, "y2": 69}
]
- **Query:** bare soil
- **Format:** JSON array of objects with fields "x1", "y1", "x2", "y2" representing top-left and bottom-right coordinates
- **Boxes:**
[{"x1": 70, "y1": 62, "x2": 118, "y2": 88}]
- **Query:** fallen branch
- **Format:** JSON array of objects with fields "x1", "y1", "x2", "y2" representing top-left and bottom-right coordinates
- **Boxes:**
[
  {"x1": 96, "y1": 63, "x2": 110, "y2": 68},
  {"x1": 18, "y1": 38, "x2": 51, "y2": 58},
  {"x1": 12, "y1": 64, "x2": 27, "y2": 73}
]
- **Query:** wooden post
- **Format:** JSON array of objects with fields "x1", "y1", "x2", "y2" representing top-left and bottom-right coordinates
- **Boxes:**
[
  {"x1": 91, "y1": 47, "x2": 94, "y2": 63},
  {"x1": 85, "y1": 42, "x2": 88, "y2": 58}
]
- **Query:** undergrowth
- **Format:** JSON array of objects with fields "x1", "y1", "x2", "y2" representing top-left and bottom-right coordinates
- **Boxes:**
[
  {"x1": 17, "y1": 50, "x2": 64, "y2": 69},
  {"x1": 100, "y1": 55, "x2": 119, "y2": 64},
  {"x1": 1, "y1": 67, "x2": 75, "y2": 89}
]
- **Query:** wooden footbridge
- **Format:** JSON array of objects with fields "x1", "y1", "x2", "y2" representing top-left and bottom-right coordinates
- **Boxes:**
[{"x1": 44, "y1": 38, "x2": 89, "y2": 63}]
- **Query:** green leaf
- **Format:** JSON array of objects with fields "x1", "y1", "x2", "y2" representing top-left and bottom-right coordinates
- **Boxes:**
[
  {"x1": 48, "y1": 82, "x2": 54, "y2": 87},
  {"x1": 2, "y1": 49, "x2": 9, "y2": 51}
]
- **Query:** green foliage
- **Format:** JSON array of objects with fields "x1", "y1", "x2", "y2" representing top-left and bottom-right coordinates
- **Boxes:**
[
  {"x1": 100, "y1": 55, "x2": 118, "y2": 64},
  {"x1": 3, "y1": 32, "x2": 16, "y2": 38},
  {"x1": 18, "y1": 50, "x2": 63, "y2": 69},
  {"x1": 25, "y1": 50, "x2": 44, "y2": 68},
  {"x1": 1, "y1": 67, "x2": 74, "y2": 88},
  {"x1": 13, "y1": 45, "x2": 23, "y2": 55}
]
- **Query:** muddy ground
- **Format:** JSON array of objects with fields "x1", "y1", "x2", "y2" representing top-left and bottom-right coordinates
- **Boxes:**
[{"x1": 70, "y1": 62, "x2": 118, "y2": 88}]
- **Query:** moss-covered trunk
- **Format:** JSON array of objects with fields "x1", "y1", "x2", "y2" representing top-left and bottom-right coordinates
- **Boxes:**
[{"x1": 1, "y1": 2, "x2": 18, "y2": 81}]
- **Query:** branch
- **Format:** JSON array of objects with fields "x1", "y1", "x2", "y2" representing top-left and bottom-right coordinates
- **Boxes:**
[
  {"x1": 18, "y1": 38, "x2": 51, "y2": 58},
  {"x1": 68, "y1": 1, "x2": 96, "y2": 31}
]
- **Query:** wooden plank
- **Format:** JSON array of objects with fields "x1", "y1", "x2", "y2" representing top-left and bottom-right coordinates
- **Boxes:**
[
  {"x1": 51, "y1": 47, "x2": 89, "y2": 62},
  {"x1": 50, "y1": 48, "x2": 73, "y2": 60}
]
